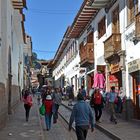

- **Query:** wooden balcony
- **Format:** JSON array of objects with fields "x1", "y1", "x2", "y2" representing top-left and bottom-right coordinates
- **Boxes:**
[
  {"x1": 135, "y1": 12, "x2": 140, "y2": 39},
  {"x1": 80, "y1": 43, "x2": 94, "y2": 67},
  {"x1": 104, "y1": 33, "x2": 121, "y2": 59}
]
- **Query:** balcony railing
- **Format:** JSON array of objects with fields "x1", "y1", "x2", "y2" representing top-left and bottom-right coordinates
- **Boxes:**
[
  {"x1": 104, "y1": 33, "x2": 121, "y2": 59},
  {"x1": 80, "y1": 43, "x2": 94, "y2": 67},
  {"x1": 135, "y1": 12, "x2": 140, "y2": 39}
]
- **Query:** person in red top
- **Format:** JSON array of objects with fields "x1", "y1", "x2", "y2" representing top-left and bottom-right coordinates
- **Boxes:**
[
  {"x1": 43, "y1": 94, "x2": 53, "y2": 131},
  {"x1": 22, "y1": 89, "x2": 33, "y2": 122},
  {"x1": 90, "y1": 88, "x2": 104, "y2": 123}
]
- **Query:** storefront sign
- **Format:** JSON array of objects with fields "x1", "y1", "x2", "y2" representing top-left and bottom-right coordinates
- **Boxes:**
[
  {"x1": 128, "y1": 59, "x2": 140, "y2": 73},
  {"x1": 125, "y1": 29, "x2": 135, "y2": 41},
  {"x1": 110, "y1": 63, "x2": 120, "y2": 74}
]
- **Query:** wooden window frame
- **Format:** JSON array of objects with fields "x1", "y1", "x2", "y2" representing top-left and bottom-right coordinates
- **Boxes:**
[
  {"x1": 127, "y1": 0, "x2": 138, "y2": 24},
  {"x1": 98, "y1": 16, "x2": 106, "y2": 39}
]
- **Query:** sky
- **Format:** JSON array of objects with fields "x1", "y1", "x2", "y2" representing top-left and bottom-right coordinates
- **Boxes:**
[{"x1": 24, "y1": 0, "x2": 83, "y2": 60}]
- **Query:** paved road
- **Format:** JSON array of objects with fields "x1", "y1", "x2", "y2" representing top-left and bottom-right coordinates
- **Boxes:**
[
  {"x1": 42, "y1": 115, "x2": 76, "y2": 140},
  {"x1": 0, "y1": 97, "x2": 43, "y2": 140},
  {"x1": 58, "y1": 105, "x2": 112, "y2": 140}
]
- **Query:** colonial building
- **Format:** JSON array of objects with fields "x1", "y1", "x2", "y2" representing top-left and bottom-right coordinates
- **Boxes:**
[
  {"x1": 0, "y1": 0, "x2": 28, "y2": 128},
  {"x1": 52, "y1": 0, "x2": 140, "y2": 120},
  {"x1": 24, "y1": 34, "x2": 32, "y2": 89},
  {"x1": 52, "y1": 27, "x2": 80, "y2": 94}
]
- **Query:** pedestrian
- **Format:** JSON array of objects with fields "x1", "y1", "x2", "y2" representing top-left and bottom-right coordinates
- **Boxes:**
[
  {"x1": 52, "y1": 88, "x2": 62, "y2": 123},
  {"x1": 37, "y1": 95, "x2": 41, "y2": 105},
  {"x1": 21, "y1": 89, "x2": 25, "y2": 97},
  {"x1": 43, "y1": 94, "x2": 53, "y2": 131},
  {"x1": 68, "y1": 85, "x2": 74, "y2": 106},
  {"x1": 22, "y1": 89, "x2": 33, "y2": 122},
  {"x1": 81, "y1": 85, "x2": 87, "y2": 100},
  {"x1": 69, "y1": 93, "x2": 95, "y2": 140},
  {"x1": 107, "y1": 86, "x2": 118, "y2": 124},
  {"x1": 90, "y1": 88, "x2": 105, "y2": 123}
]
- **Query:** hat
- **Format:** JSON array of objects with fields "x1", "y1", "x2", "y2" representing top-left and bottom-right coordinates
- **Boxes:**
[{"x1": 46, "y1": 95, "x2": 52, "y2": 100}]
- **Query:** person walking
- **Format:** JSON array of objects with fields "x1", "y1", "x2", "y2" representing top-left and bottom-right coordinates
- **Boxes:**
[
  {"x1": 81, "y1": 85, "x2": 87, "y2": 100},
  {"x1": 22, "y1": 89, "x2": 33, "y2": 122},
  {"x1": 69, "y1": 93, "x2": 95, "y2": 140},
  {"x1": 43, "y1": 94, "x2": 53, "y2": 131},
  {"x1": 52, "y1": 88, "x2": 62, "y2": 123},
  {"x1": 107, "y1": 86, "x2": 118, "y2": 124},
  {"x1": 68, "y1": 85, "x2": 74, "y2": 106},
  {"x1": 90, "y1": 88, "x2": 104, "y2": 123}
]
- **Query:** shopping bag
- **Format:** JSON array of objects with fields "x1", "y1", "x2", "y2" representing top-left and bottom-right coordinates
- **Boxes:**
[{"x1": 39, "y1": 104, "x2": 45, "y2": 116}]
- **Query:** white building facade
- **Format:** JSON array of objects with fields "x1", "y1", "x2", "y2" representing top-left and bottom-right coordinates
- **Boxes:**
[
  {"x1": 0, "y1": 0, "x2": 28, "y2": 128},
  {"x1": 52, "y1": 0, "x2": 140, "y2": 120}
]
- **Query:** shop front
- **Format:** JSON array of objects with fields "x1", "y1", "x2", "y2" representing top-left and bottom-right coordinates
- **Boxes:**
[
  {"x1": 106, "y1": 55, "x2": 123, "y2": 93},
  {"x1": 128, "y1": 59, "x2": 140, "y2": 119}
]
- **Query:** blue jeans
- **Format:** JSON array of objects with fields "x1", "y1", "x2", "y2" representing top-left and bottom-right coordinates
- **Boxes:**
[{"x1": 45, "y1": 113, "x2": 52, "y2": 130}]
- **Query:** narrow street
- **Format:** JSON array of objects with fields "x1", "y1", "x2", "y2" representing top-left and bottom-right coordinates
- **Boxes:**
[{"x1": 1, "y1": 0, "x2": 140, "y2": 140}]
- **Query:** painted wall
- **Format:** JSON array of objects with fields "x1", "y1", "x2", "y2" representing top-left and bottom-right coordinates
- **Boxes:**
[{"x1": 0, "y1": 0, "x2": 26, "y2": 128}]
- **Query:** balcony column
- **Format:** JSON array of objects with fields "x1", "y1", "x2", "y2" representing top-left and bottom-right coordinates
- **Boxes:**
[
  {"x1": 118, "y1": 50, "x2": 126, "y2": 97},
  {"x1": 105, "y1": 60, "x2": 110, "y2": 92}
]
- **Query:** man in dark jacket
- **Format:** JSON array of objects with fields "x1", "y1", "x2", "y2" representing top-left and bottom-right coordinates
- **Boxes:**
[{"x1": 69, "y1": 93, "x2": 95, "y2": 140}]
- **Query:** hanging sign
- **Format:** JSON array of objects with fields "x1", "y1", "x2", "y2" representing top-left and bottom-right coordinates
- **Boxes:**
[{"x1": 110, "y1": 63, "x2": 120, "y2": 74}]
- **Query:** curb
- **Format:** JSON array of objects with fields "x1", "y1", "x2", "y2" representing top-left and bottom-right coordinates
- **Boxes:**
[
  {"x1": 62, "y1": 103, "x2": 121, "y2": 140},
  {"x1": 95, "y1": 124, "x2": 121, "y2": 140}
]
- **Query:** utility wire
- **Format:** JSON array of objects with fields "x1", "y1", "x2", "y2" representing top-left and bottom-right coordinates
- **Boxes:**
[
  {"x1": 27, "y1": 8, "x2": 77, "y2": 15},
  {"x1": 33, "y1": 49, "x2": 56, "y2": 53}
]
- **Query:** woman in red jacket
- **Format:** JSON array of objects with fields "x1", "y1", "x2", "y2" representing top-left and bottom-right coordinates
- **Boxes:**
[
  {"x1": 44, "y1": 94, "x2": 53, "y2": 131},
  {"x1": 22, "y1": 89, "x2": 33, "y2": 122}
]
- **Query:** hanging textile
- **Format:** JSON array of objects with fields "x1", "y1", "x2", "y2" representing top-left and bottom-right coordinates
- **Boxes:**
[{"x1": 93, "y1": 72, "x2": 105, "y2": 89}]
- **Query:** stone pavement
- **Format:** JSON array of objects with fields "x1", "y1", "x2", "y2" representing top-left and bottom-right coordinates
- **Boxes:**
[
  {"x1": 0, "y1": 96, "x2": 44, "y2": 140},
  {"x1": 62, "y1": 100, "x2": 140, "y2": 140}
]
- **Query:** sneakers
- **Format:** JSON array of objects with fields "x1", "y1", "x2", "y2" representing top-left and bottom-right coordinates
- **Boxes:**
[
  {"x1": 96, "y1": 120, "x2": 101, "y2": 123},
  {"x1": 114, "y1": 120, "x2": 117, "y2": 124}
]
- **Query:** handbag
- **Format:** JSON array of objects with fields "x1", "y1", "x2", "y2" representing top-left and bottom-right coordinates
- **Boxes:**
[
  {"x1": 39, "y1": 104, "x2": 45, "y2": 116},
  {"x1": 114, "y1": 96, "x2": 118, "y2": 104}
]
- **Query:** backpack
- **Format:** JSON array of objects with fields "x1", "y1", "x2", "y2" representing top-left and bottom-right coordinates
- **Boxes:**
[{"x1": 94, "y1": 93, "x2": 102, "y2": 105}]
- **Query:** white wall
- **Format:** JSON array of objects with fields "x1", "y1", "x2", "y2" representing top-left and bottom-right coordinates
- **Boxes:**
[
  {"x1": 0, "y1": 0, "x2": 9, "y2": 84},
  {"x1": 0, "y1": 0, "x2": 2, "y2": 82}
]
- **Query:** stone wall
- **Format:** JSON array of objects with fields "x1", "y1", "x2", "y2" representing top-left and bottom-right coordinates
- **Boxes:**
[
  {"x1": 0, "y1": 83, "x2": 7, "y2": 129},
  {"x1": 11, "y1": 85, "x2": 20, "y2": 110}
]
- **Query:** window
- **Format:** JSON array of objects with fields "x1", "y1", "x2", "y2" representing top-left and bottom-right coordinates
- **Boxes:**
[
  {"x1": 127, "y1": 0, "x2": 138, "y2": 24},
  {"x1": 112, "y1": 6, "x2": 120, "y2": 33},
  {"x1": 87, "y1": 31, "x2": 93, "y2": 43},
  {"x1": 98, "y1": 16, "x2": 106, "y2": 39}
]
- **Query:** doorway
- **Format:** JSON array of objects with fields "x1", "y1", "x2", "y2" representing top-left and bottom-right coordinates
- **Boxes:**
[{"x1": 8, "y1": 47, "x2": 12, "y2": 114}]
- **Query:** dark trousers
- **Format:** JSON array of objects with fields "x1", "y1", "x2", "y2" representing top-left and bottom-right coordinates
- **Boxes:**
[
  {"x1": 24, "y1": 104, "x2": 31, "y2": 121},
  {"x1": 75, "y1": 125, "x2": 88, "y2": 140},
  {"x1": 94, "y1": 104, "x2": 102, "y2": 121},
  {"x1": 53, "y1": 104, "x2": 59, "y2": 123}
]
